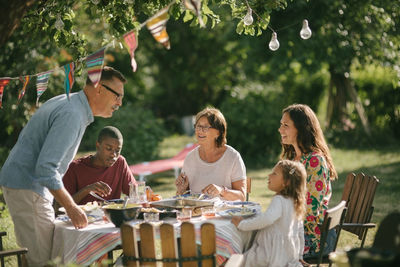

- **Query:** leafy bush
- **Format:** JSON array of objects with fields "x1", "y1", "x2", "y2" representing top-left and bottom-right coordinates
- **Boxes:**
[
  {"x1": 80, "y1": 103, "x2": 167, "y2": 164},
  {"x1": 220, "y1": 83, "x2": 285, "y2": 168},
  {"x1": 326, "y1": 65, "x2": 400, "y2": 147}
]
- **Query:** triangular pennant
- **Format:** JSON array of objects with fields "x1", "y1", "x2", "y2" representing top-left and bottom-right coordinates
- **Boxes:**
[
  {"x1": 146, "y1": 6, "x2": 171, "y2": 50},
  {"x1": 123, "y1": 31, "x2": 138, "y2": 72},
  {"x1": 17, "y1": 76, "x2": 30, "y2": 105},
  {"x1": 183, "y1": 0, "x2": 205, "y2": 28},
  {"x1": 36, "y1": 70, "x2": 54, "y2": 106},
  {"x1": 0, "y1": 78, "x2": 11, "y2": 109},
  {"x1": 63, "y1": 62, "x2": 75, "y2": 99},
  {"x1": 84, "y1": 47, "x2": 105, "y2": 88}
]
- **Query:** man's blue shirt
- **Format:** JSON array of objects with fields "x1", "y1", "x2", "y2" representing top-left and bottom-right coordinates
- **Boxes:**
[{"x1": 0, "y1": 90, "x2": 94, "y2": 201}]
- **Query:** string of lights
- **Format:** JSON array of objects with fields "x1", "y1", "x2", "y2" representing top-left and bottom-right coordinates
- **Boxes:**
[{"x1": 243, "y1": 0, "x2": 312, "y2": 51}]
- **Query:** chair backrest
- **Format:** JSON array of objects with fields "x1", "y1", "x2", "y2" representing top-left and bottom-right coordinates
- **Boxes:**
[
  {"x1": 341, "y1": 172, "x2": 379, "y2": 238},
  {"x1": 121, "y1": 221, "x2": 216, "y2": 267},
  {"x1": 317, "y1": 200, "x2": 347, "y2": 266},
  {"x1": 246, "y1": 177, "x2": 251, "y2": 201},
  {"x1": 0, "y1": 231, "x2": 28, "y2": 267},
  {"x1": 372, "y1": 211, "x2": 400, "y2": 254}
]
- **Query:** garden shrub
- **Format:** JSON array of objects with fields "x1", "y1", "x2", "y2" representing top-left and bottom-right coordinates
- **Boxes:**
[
  {"x1": 80, "y1": 103, "x2": 167, "y2": 164},
  {"x1": 220, "y1": 84, "x2": 285, "y2": 168}
]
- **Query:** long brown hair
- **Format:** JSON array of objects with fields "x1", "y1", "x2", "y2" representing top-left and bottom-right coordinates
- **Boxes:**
[
  {"x1": 276, "y1": 160, "x2": 306, "y2": 219},
  {"x1": 280, "y1": 104, "x2": 337, "y2": 180}
]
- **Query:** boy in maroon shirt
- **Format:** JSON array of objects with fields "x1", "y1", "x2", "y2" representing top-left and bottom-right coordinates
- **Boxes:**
[{"x1": 62, "y1": 126, "x2": 136, "y2": 205}]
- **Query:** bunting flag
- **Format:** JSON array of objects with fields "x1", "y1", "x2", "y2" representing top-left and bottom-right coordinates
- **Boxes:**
[
  {"x1": 85, "y1": 47, "x2": 105, "y2": 88},
  {"x1": 36, "y1": 70, "x2": 54, "y2": 106},
  {"x1": 0, "y1": 78, "x2": 11, "y2": 108},
  {"x1": 123, "y1": 31, "x2": 138, "y2": 72},
  {"x1": 17, "y1": 76, "x2": 30, "y2": 104},
  {"x1": 183, "y1": 0, "x2": 205, "y2": 28},
  {"x1": 146, "y1": 6, "x2": 171, "y2": 50},
  {"x1": 63, "y1": 62, "x2": 75, "y2": 99}
]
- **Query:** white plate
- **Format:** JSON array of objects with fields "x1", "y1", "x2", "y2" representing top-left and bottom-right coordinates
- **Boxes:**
[{"x1": 218, "y1": 208, "x2": 257, "y2": 218}]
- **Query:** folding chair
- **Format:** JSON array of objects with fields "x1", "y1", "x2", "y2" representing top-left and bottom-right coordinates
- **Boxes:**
[
  {"x1": 341, "y1": 172, "x2": 379, "y2": 248},
  {"x1": 0, "y1": 232, "x2": 28, "y2": 267},
  {"x1": 305, "y1": 200, "x2": 347, "y2": 267}
]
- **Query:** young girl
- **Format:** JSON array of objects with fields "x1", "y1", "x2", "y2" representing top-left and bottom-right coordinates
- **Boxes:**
[{"x1": 232, "y1": 160, "x2": 307, "y2": 267}]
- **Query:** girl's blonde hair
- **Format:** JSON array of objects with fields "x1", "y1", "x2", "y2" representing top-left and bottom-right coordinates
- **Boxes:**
[{"x1": 276, "y1": 160, "x2": 307, "y2": 219}]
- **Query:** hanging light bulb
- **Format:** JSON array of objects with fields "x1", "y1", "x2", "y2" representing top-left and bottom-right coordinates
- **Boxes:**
[
  {"x1": 300, "y1": 19, "x2": 312, "y2": 39},
  {"x1": 243, "y1": 8, "x2": 254, "y2": 26},
  {"x1": 269, "y1": 32, "x2": 280, "y2": 51},
  {"x1": 55, "y1": 15, "x2": 64, "y2": 30}
]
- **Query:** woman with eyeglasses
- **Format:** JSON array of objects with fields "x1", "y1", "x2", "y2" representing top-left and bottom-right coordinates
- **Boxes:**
[{"x1": 175, "y1": 107, "x2": 247, "y2": 201}]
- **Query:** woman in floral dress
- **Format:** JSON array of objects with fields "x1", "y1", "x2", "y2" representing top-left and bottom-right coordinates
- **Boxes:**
[{"x1": 278, "y1": 104, "x2": 338, "y2": 259}]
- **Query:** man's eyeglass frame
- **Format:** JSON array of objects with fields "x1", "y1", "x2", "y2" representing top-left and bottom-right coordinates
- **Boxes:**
[{"x1": 102, "y1": 84, "x2": 123, "y2": 101}]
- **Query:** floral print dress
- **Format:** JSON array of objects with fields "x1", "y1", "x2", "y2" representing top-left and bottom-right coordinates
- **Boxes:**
[{"x1": 300, "y1": 151, "x2": 332, "y2": 256}]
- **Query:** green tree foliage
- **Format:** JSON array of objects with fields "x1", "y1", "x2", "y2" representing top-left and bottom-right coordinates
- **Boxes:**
[
  {"x1": 247, "y1": 0, "x2": 400, "y2": 138},
  {"x1": 0, "y1": 0, "x2": 292, "y2": 164},
  {"x1": 80, "y1": 102, "x2": 167, "y2": 164}
]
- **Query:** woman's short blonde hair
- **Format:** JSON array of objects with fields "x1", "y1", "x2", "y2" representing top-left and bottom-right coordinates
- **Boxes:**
[{"x1": 195, "y1": 107, "x2": 227, "y2": 147}]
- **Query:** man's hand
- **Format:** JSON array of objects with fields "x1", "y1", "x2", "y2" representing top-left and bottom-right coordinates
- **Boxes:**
[
  {"x1": 65, "y1": 204, "x2": 88, "y2": 229},
  {"x1": 50, "y1": 187, "x2": 88, "y2": 229},
  {"x1": 86, "y1": 181, "x2": 112, "y2": 197}
]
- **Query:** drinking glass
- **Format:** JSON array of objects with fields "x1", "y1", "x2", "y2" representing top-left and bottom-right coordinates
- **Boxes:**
[
  {"x1": 177, "y1": 208, "x2": 192, "y2": 221},
  {"x1": 136, "y1": 181, "x2": 147, "y2": 202},
  {"x1": 143, "y1": 212, "x2": 159, "y2": 222},
  {"x1": 129, "y1": 181, "x2": 147, "y2": 203}
]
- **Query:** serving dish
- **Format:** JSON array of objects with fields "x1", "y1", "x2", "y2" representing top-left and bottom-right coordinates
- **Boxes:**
[{"x1": 150, "y1": 198, "x2": 214, "y2": 217}]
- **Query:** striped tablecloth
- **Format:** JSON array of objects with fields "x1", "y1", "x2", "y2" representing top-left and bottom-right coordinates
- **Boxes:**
[
  {"x1": 51, "y1": 221, "x2": 120, "y2": 265},
  {"x1": 51, "y1": 216, "x2": 255, "y2": 266}
]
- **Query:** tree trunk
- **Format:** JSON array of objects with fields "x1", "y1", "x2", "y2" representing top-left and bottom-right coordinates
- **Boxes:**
[
  {"x1": 0, "y1": 0, "x2": 38, "y2": 46},
  {"x1": 326, "y1": 67, "x2": 371, "y2": 137}
]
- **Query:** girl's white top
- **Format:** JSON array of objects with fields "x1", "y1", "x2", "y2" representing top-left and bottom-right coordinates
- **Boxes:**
[{"x1": 238, "y1": 195, "x2": 304, "y2": 267}]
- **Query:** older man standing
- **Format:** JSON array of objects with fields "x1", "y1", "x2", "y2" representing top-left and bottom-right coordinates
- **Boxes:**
[{"x1": 0, "y1": 66, "x2": 126, "y2": 266}]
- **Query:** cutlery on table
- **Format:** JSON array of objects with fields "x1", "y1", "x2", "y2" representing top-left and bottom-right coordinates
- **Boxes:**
[{"x1": 89, "y1": 191, "x2": 111, "y2": 204}]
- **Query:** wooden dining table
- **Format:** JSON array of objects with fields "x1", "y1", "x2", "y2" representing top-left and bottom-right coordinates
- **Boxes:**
[{"x1": 51, "y1": 212, "x2": 257, "y2": 266}]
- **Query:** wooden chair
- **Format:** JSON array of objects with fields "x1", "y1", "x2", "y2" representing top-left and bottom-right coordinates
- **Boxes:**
[
  {"x1": 340, "y1": 172, "x2": 379, "y2": 248},
  {"x1": 246, "y1": 177, "x2": 251, "y2": 201},
  {"x1": 0, "y1": 232, "x2": 28, "y2": 267},
  {"x1": 305, "y1": 200, "x2": 347, "y2": 267},
  {"x1": 121, "y1": 221, "x2": 243, "y2": 267}
]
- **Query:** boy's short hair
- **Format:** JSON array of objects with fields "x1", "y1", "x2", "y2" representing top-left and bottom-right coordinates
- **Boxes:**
[{"x1": 97, "y1": 126, "x2": 123, "y2": 143}]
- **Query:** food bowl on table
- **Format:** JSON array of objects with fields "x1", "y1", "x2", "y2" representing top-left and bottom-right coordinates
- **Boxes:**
[{"x1": 102, "y1": 203, "x2": 142, "y2": 227}]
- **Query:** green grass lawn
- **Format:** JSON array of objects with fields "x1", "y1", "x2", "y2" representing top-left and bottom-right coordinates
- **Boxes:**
[{"x1": 1, "y1": 134, "x2": 399, "y2": 266}]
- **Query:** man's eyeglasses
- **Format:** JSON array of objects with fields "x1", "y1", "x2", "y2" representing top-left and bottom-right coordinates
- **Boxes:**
[
  {"x1": 194, "y1": 125, "x2": 214, "y2": 132},
  {"x1": 102, "y1": 84, "x2": 123, "y2": 101}
]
